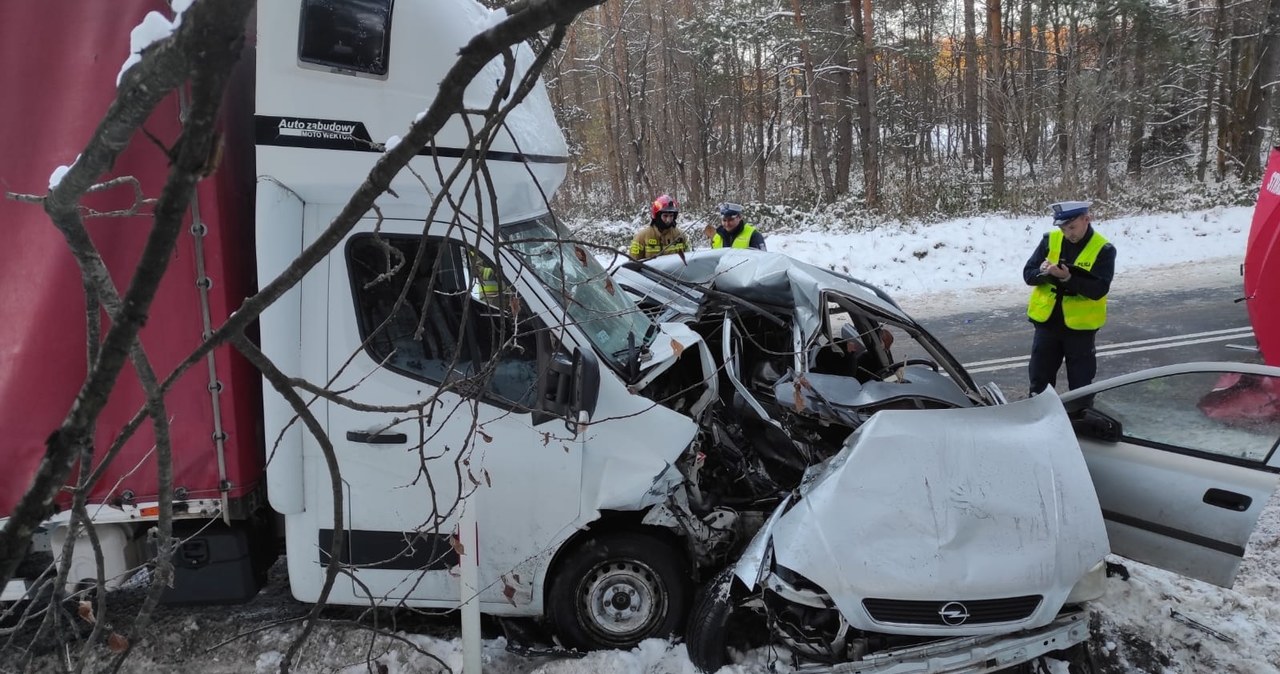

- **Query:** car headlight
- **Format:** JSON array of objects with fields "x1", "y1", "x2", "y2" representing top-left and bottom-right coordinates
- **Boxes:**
[{"x1": 1065, "y1": 560, "x2": 1107, "y2": 604}]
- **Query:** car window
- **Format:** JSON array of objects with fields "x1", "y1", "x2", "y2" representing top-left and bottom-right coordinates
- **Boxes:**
[
  {"x1": 1089, "y1": 371, "x2": 1280, "y2": 463},
  {"x1": 346, "y1": 233, "x2": 540, "y2": 409}
]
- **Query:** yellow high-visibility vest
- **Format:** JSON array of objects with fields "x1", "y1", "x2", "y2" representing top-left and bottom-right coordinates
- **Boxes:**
[
  {"x1": 477, "y1": 265, "x2": 499, "y2": 298},
  {"x1": 712, "y1": 223, "x2": 757, "y2": 249},
  {"x1": 1027, "y1": 229, "x2": 1109, "y2": 329}
]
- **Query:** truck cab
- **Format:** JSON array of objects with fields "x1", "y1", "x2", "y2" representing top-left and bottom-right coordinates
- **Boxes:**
[{"x1": 254, "y1": 0, "x2": 716, "y2": 649}]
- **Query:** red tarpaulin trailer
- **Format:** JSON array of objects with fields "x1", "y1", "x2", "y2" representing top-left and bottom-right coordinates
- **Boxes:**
[
  {"x1": 0, "y1": 0, "x2": 262, "y2": 520},
  {"x1": 1244, "y1": 147, "x2": 1280, "y2": 366}
]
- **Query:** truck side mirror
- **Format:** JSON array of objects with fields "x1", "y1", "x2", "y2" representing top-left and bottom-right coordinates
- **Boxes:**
[
  {"x1": 543, "y1": 348, "x2": 599, "y2": 429},
  {"x1": 571, "y1": 348, "x2": 600, "y2": 420},
  {"x1": 547, "y1": 351, "x2": 575, "y2": 413}
]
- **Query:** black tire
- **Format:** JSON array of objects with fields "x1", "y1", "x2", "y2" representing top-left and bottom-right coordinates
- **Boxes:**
[
  {"x1": 685, "y1": 567, "x2": 740, "y2": 673},
  {"x1": 546, "y1": 532, "x2": 689, "y2": 651}
]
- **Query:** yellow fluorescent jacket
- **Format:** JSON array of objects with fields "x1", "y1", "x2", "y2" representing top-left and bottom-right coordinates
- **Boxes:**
[
  {"x1": 1027, "y1": 229, "x2": 1108, "y2": 329},
  {"x1": 712, "y1": 223, "x2": 757, "y2": 249}
]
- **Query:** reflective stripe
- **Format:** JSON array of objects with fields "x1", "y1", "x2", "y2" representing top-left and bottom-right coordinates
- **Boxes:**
[
  {"x1": 478, "y1": 266, "x2": 499, "y2": 298},
  {"x1": 643, "y1": 239, "x2": 687, "y2": 256},
  {"x1": 1027, "y1": 229, "x2": 1108, "y2": 329},
  {"x1": 632, "y1": 226, "x2": 688, "y2": 259}
]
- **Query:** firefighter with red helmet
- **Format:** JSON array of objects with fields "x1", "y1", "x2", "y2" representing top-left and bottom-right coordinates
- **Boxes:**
[{"x1": 629, "y1": 194, "x2": 690, "y2": 261}]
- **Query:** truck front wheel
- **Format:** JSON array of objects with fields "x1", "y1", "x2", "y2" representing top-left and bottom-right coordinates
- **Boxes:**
[{"x1": 546, "y1": 532, "x2": 688, "y2": 651}]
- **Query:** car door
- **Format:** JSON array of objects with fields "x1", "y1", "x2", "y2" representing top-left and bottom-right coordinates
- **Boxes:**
[
  {"x1": 320, "y1": 216, "x2": 589, "y2": 606},
  {"x1": 1062, "y1": 362, "x2": 1280, "y2": 587}
]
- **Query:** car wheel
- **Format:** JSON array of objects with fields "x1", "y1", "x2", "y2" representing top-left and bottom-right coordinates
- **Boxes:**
[
  {"x1": 686, "y1": 567, "x2": 740, "y2": 673},
  {"x1": 546, "y1": 532, "x2": 688, "y2": 651}
]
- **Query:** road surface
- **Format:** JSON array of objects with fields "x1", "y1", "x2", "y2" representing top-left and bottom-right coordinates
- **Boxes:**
[{"x1": 914, "y1": 279, "x2": 1260, "y2": 400}]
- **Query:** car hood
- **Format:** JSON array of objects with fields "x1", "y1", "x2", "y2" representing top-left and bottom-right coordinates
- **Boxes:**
[{"x1": 740, "y1": 391, "x2": 1109, "y2": 630}]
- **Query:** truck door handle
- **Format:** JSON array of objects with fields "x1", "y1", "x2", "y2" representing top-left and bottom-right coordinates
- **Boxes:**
[
  {"x1": 1203, "y1": 488, "x2": 1251, "y2": 512},
  {"x1": 346, "y1": 431, "x2": 408, "y2": 445}
]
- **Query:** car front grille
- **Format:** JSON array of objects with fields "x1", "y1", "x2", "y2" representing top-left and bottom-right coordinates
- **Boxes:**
[{"x1": 862, "y1": 595, "x2": 1043, "y2": 626}]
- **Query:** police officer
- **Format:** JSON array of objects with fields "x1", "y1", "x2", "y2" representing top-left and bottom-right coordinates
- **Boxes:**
[
  {"x1": 629, "y1": 194, "x2": 689, "y2": 260},
  {"x1": 710, "y1": 202, "x2": 766, "y2": 250},
  {"x1": 1023, "y1": 201, "x2": 1116, "y2": 394}
]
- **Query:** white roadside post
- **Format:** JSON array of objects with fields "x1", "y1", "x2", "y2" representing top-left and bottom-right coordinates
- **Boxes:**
[{"x1": 460, "y1": 492, "x2": 482, "y2": 672}]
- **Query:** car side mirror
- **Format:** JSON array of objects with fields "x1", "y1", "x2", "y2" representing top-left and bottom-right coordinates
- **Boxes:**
[{"x1": 1071, "y1": 407, "x2": 1122, "y2": 443}]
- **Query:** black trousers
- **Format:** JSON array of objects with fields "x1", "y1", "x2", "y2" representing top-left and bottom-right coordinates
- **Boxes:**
[{"x1": 1029, "y1": 323, "x2": 1098, "y2": 394}]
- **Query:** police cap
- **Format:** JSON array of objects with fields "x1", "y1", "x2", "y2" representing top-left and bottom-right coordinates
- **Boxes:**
[{"x1": 1050, "y1": 200, "x2": 1091, "y2": 227}]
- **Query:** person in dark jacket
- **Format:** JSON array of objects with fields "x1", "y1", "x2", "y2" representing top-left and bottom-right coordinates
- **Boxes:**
[
  {"x1": 1023, "y1": 200, "x2": 1116, "y2": 395},
  {"x1": 710, "y1": 202, "x2": 766, "y2": 250}
]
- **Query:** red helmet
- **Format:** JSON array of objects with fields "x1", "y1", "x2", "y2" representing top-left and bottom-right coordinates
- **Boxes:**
[{"x1": 651, "y1": 194, "x2": 680, "y2": 220}]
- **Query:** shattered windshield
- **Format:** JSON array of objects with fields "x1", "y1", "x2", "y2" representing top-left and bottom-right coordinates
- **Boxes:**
[{"x1": 502, "y1": 215, "x2": 654, "y2": 371}]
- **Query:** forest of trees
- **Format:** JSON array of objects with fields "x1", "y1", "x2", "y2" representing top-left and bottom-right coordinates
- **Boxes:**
[{"x1": 543, "y1": 0, "x2": 1280, "y2": 219}]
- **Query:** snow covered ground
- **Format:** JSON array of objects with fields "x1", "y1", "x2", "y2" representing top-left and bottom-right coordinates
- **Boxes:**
[{"x1": 22, "y1": 205, "x2": 1279, "y2": 673}]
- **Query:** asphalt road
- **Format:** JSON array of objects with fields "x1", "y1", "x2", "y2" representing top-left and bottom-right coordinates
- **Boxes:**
[{"x1": 917, "y1": 282, "x2": 1262, "y2": 400}]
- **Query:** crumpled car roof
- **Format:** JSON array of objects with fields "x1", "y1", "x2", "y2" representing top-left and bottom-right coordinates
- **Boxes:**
[{"x1": 629, "y1": 249, "x2": 911, "y2": 339}]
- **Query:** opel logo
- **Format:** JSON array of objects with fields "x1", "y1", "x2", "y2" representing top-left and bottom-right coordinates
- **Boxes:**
[{"x1": 939, "y1": 601, "x2": 970, "y2": 626}]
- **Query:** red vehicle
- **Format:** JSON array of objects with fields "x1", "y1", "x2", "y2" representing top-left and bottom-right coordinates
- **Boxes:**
[
  {"x1": 1245, "y1": 146, "x2": 1280, "y2": 366},
  {"x1": 0, "y1": 0, "x2": 267, "y2": 602}
]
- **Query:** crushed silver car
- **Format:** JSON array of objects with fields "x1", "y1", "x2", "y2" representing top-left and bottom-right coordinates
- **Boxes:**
[{"x1": 613, "y1": 250, "x2": 1280, "y2": 673}]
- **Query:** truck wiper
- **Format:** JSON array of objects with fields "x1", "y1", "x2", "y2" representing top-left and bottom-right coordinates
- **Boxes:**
[
  {"x1": 612, "y1": 330, "x2": 650, "y2": 381},
  {"x1": 626, "y1": 330, "x2": 639, "y2": 380}
]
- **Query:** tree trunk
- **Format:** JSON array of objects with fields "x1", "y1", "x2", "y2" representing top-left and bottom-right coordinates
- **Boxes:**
[
  {"x1": 1238, "y1": 0, "x2": 1280, "y2": 180},
  {"x1": 1019, "y1": 0, "x2": 1036, "y2": 170},
  {"x1": 833, "y1": 0, "x2": 853, "y2": 196},
  {"x1": 1092, "y1": 2, "x2": 1115, "y2": 198},
  {"x1": 608, "y1": 0, "x2": 648, "y2": 202},
  {"x1": 986, "y1": 0, "x2": 1006, "y2": 202},
  {"x1": 964, "y1": 0, "x2": 982, "y2": 172},
  {"x1": 792, "y1": 0, "x2": 835, "y2": 202},
  {"x1": 1126, "y1": 6, "x2": 1149, "y2": 176},
  {"x1": 1198, "y1": 0, "x2": 1225, "y2": 180},
  {"x1": 852, "y1": 0, "x2": 880, "y2": 208},
  {"x1": 1217, "y1": 0, "x2": 1242, "y2": 177},
  {"x1": 755, "y1": 41, "x2": 768, "y2": 200}
]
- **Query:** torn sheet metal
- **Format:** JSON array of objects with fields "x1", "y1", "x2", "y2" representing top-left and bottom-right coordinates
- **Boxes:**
[
  {"x1": 635, "y1": 322, "x2": 702, "y2": 381},
  {"x1": 765, "y1": 391, "x2": 1110, "y2": 635},
  {"x1": 638, "y1": 249, "x2": 910, "y2": 344},
  {"x1": 774, "y1": 371, "x2": 976, "y2": 423}
]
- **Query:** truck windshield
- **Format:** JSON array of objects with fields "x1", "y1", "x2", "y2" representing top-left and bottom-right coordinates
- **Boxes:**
[{"x1": 502, "y1": 215, "x2": 654, "y2": 370}]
